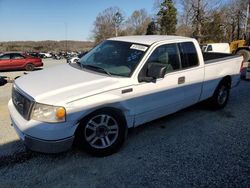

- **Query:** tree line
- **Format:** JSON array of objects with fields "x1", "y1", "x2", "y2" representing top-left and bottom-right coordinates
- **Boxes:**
[
  {"x1": 0, "y1": 41, "x2": 93, "y2": 53},
  {"x1": 92, "y1": 0, "x2": 250, "y2": 44}
]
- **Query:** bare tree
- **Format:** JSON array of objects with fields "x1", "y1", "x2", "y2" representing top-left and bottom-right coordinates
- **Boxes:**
[
  {"x1": 92, "y1": 7, "x2": 124, "y2": 44},
  {"x1": 125, "y1": 9, "x2": 152, "y2": 35},
  {"x1": 177, "y1": 0, "x2": 193, "y2": 36},
  {"x1": 176, "y1": 0, "x2": 222, "y2": 42},
  {"x1": 221, "y1": 0, "x2": 248, "y2": 42}
]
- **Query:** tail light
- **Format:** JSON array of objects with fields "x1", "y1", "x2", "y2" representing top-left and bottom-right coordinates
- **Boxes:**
[{"x1": 240, "y1": 61, "x2": 244, "y2": 73}]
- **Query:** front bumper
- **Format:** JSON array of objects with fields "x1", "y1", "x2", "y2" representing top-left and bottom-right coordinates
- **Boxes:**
[
  {"x1": 9, "y1": 99, "x2": 78, "y2": 153},
  {"x1": 11, "y1": 119, "x2": 74, "y2": 153}
]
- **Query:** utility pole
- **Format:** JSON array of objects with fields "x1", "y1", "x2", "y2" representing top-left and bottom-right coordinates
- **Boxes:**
[
  {"x1": 65, "y1": 23, "x2": 68, "y2": 53},
  {"x1": 114, "y1": 12, "x2": 123, "y2": 37},
  {"x1": 244, "y1": 3, "x2": 249, "y2": 40}
]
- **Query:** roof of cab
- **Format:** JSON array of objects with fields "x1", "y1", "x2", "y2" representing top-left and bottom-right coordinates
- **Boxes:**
[{"x1": 108, "y1": 35, "x2": 192, "y2": 45}]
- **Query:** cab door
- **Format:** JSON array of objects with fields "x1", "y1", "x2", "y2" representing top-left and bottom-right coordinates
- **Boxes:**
[
  {"x1": 132, "y1": 43, "x2": 186, "y2": 126},
  {"x1": 131, "y1": 42, "x2": 203, "y2": 126}
]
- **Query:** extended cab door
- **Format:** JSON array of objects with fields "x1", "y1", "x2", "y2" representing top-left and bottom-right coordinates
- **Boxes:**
[
  {"x1": 177, "y1": 42, "x2": 204, "y2": 107},
  {"x1": 132, "y1": 42, "x2": 204, "y2": 126}
]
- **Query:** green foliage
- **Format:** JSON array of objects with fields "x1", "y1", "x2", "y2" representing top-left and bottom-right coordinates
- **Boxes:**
[
  {"x1": 202, "y1": 11, "x2": 226, "y2": 43},
  {"x1": 157, "y1": 0, "x2": 177, "y2": 35},
  {"x1": 146, "y1": 21, "x2": 157, "y2": 35}
]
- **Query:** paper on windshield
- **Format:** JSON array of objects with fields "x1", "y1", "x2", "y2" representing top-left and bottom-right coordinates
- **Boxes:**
[{"x1": 130, "y1": 44, "x2": 148, "y2": 52}]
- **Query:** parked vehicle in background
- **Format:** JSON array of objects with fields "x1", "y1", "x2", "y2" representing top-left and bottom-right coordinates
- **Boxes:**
[
  {"x1": 8, "y1": 36, "x2": 243, "y2": 156},
  {"x1": 52, "y1": 53, "x2": 62, "y2": 60},
  {"x1": 202, "y1": 43, "x2": 230, "y2": 53},
  {"x1": 0, "y1": 52, "x2": 43, "y2": 71},
  {"x1": 28, "y1": 52, "x2": 45, "y2": 58},
  {"x1": 39, "y1": 52, "x2": 52, "y2": 58},
  {"x1": 67, "y1": 56, "x2": 79, "y2": 64},
  {"x1": 230, "y1": 40, "x2": 250, "y2": 62},
  {"x1": 67, "y1": 51, "x2": 88, "y2": 64}
]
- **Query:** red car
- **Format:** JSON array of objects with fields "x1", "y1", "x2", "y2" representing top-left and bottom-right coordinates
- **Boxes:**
[{"x1": 0, "y1": 52, "x2": 43, "y2": 71}]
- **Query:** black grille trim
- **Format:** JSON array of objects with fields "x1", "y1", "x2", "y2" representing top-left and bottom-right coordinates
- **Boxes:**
[{"x1": 12, "y1": 86, "x2": 34, "y2": 120}]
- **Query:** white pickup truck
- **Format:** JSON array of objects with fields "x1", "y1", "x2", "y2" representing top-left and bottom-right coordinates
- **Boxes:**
[{"x1": 8, "y1": 36, "x2": 243, "y2": 156}]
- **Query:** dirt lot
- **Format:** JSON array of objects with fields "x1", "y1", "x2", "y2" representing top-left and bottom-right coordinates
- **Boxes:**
[{"x1": 0, "y1": 59, "x2": 249, "y2": 187}]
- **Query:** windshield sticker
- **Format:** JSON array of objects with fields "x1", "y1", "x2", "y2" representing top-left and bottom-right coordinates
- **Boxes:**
[{"x1": 130, "y1": 44, "x2": 148, "y2": 52}]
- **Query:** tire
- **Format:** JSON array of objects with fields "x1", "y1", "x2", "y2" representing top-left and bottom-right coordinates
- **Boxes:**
[
  {"x1": 25, "y1": 63, "x2": 35, "y2": 71},
  {"x1": 210, "y1": 81, "x2": 230, "y2": 110},
  {"x1": 75, "y1": 109, "x2": 127, "y2": 156},
  {"x1": 236, "y1": 49, "x2": 250, "y2": 62},
  {"x1": 0, "y1": 77, "x2": 7, "y2": 86}
]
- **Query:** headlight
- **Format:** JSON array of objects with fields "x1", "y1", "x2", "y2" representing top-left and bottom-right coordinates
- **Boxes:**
[{"x1": 31, "y1": 103, "x2": 66, "y2": 123}]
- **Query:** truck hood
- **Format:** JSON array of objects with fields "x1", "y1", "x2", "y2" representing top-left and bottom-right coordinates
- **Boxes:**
[{"x1": 15, "y1": 64, "x2": 131, "y2": 104}]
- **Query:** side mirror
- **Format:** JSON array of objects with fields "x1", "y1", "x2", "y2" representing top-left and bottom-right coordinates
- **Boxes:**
[
  {"x1": 139, "y1": 63, "x2": 166, "y2": 83},
  {"x1": 147, "y1": 63, "x2": 166, "y2": 79}
]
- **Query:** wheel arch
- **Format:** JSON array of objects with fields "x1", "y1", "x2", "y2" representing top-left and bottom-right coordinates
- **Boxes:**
[
  {"x1": 74, "y1": 106, "x2": 129, "y2": 156},
  {"x1": 213, "y1": 75, "x2": 231, "y2": 95},
  {"x1": 221, "y1": 75, "x2": 231, "y2": 87},
  {"x1": 76, "y1": 106, "x2": 130, "y2": 130}
]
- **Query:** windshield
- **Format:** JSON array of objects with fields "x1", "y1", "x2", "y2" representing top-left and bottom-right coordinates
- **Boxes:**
[{"x1": 78, "y1": 40, "x2": 148, "y2": 77}]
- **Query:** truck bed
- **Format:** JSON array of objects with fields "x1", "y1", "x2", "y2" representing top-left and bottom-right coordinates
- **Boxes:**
[
  {"x1": 203, "y1": 52, "x2": 241, "y2": 64},
  {"x1": 199, "y1": 52, "x2": 242, "y2": 102}
]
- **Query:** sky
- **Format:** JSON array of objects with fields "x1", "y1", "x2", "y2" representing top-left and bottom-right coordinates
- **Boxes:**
[{"x1": 0, "y1": 0, "x2": 155, "y2": 41}]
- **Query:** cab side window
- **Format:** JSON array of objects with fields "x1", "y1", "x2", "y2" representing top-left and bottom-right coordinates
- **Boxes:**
[
  {"x1": 178, "y1": 42, "x2": 199, "y2": 68},
  {"x1": 146, "y1": 43, "x2": 181, "y2": 73}
]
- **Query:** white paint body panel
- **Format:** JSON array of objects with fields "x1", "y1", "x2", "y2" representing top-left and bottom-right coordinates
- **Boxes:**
[{"x1": 8, "y1": 36, "x2": 242, "y2": 142}]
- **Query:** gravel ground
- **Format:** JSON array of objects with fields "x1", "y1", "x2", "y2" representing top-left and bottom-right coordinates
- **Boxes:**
[{"x1": 0, "y1": 59, "x2": 249, "y2": 187}]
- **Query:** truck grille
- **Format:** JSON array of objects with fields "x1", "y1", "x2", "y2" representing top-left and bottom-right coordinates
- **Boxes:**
[{"x1": 12, "y1": 87, "x2": 34, "y2": 120}]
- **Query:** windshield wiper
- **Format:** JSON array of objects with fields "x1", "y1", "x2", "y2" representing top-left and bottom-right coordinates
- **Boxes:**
[
  {"x1": 81, "y1": 64, "x2": 112, "y2": 76},
  {"x1": 77, "y1": 61, "x2": 84, "y2": 70}
]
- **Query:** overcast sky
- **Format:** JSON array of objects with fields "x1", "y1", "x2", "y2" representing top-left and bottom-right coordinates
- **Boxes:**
[{"x1": 0, "y1": 0, "x2": 155, "y2": 41}]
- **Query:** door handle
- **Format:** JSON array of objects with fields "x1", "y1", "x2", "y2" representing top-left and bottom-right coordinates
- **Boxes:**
[
  {"x1": 122, "y1": 88, "x2": 133, "y2": 94},
  {"x1": 178, "y1": 76, "x2": 185, "y2": 84}
]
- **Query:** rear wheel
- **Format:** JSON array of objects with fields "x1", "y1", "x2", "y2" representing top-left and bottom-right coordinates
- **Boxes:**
[
  {"x1": 25, "y1": 63, "x2": 35, "y2": 71},
  {"x1": 210, "y1": 81, "x2": 230, "y2": 109},
  {"x1": 75, "y1": 109, "x2": 127, "y2": 156}
]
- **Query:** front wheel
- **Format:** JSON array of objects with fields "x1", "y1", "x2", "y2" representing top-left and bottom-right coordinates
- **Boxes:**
[
  {"x1": 210, "y1": 81, "x2": 230, "y2": 109},
  {"x1": 75, "y1": 109, "x2": 127, "y2": 156}
]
